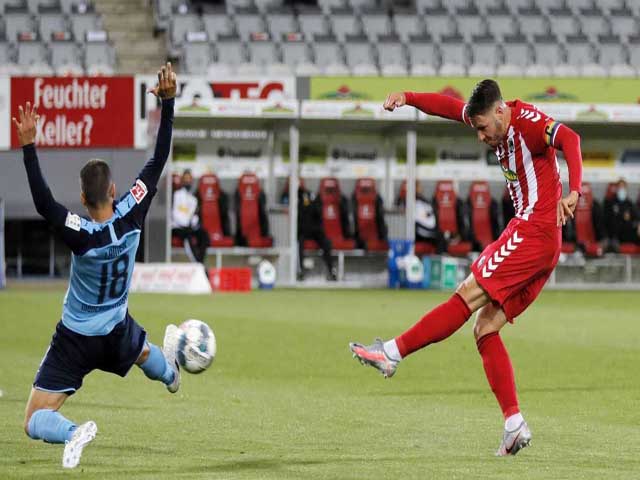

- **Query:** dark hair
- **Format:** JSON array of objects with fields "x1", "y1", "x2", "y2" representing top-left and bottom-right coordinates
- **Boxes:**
[
  {"x1": 80, "y1": 159, "x2": 112, "y2": 208},
  {"x1": 466, "y1": 79, "x2": 503, "y2": 118}
]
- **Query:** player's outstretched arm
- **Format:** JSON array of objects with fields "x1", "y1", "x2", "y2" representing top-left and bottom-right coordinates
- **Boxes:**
[
  {"x1": 14, "y1": 103, "x2": 61, "y2": 222},
  {"x1": 384, "y1": 91, "x2": 469, "y2": 125},
  {"x1": 552, "y1": 124, "x2": 583, "y2": 226},
  {"x1": 138, "y1": 62, "x2": 177, "y2": 190}
]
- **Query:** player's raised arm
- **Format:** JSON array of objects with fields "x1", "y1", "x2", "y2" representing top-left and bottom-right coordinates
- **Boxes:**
[
  {"x1": 384, "y1": 91, "x2": 470, "y2": 125},
  {"x1": 545, "y1": 121, "x2": 583, "y2": 226},
  {"x1": 14, "y1": 102, "x2": 87, "y2": 252},
  {"x1": 138, "y1": 62, "x2": 177, "y2": 190}
]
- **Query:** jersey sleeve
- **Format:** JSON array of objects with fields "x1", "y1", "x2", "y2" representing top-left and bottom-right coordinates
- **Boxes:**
[
  {"x1": 118, "y1": 97, "x2": 175, "y2": 227},
  {"x1": 22, "y1": 144, "x2": 89, "y2": 254},
  {"x1": 404, "y1": 92, "x2": 471, "y2": 125},
  {"x1": 522, "y1": 109, "x2": 583, "y2": 195}
]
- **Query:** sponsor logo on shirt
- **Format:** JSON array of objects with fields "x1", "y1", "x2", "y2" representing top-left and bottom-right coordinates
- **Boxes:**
[
  {"x1": 501, "y1": 163, "x2": 518, "y2": 182},
  {"x1": 130, "y1": 179, "x2": 148, "y2": 204},
  {"x1": 64, "y1": 212, "x2": 82, "y2": 231}
]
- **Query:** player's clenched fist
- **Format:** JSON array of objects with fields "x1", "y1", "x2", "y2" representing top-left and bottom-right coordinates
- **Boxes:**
[
  {"x1": 12, "y1": 101, "x2": 40, "y2": 147},
  {"x1": 383, "y1": 92, "x2": 406, "y2": 111},
  {"x1": 148, "y1": 62, "x2": 177, "y2": 100}
]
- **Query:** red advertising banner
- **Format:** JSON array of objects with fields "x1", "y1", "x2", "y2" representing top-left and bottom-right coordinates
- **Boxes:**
[{"x1": 10, "y1": 77, "x2": 134, "y2": 148}]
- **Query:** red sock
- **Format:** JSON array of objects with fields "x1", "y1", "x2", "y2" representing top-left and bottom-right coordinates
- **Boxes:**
[
  {"x1": 476, "y1": 332, "x2": 520, "y2": 419},
  {"x1": 395, "y1": 293, "x2": 471, "y2": 358}
]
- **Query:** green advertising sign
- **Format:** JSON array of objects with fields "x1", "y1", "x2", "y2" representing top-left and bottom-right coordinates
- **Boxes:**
[{"x1": 311, "y1": 77, "x2": 640, "y2": 104}]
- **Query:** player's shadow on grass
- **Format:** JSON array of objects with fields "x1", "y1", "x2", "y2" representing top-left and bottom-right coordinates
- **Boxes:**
[{"x1": 115, "y1": 458, "x2": 326, "y2": 475}]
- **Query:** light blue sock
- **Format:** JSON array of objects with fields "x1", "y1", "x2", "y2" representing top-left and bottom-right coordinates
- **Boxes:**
[
  {"x1": 27, "y1": 409, "x2": 76, "y2": 444},
  {"x1": 138, "y1": 343, "x2": 174, "y2": 385}
]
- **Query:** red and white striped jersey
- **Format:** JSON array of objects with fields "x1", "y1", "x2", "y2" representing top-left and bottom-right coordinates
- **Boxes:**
[
  {"x1": 493, "y1": 100, "x2": 562, "y2": 225},
  {"x1": 404, "y1": 92, "x2": 571, "y2": 227}
]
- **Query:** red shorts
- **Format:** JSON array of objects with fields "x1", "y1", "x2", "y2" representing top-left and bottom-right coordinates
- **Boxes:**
[{"x1": 471, "y1": 217, "x2": 561, "y2": 322}]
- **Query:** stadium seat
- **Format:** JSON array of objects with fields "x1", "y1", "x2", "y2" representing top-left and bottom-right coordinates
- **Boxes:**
[
  {"x1": 297, "y1": 4, "x2": 327, "y2": 40},
  {"x1": 70, "y1": 9, "x2": 100, "y2": 42},
  {"x1": 484, "y1": 10, "x2": 516, "y2": 41},
  {"x1": 37, "y1": 7, "x2": 67, "y2": 41},
  {"x1": 531, "y1": 34, "x2": 564, "y2": 67},
  {"x1": 235, "y1": 173, "x2": 273, "y2": 248},
  {"x1": 344, "y1": 33, "x2": 376, "y2": 74},
  {"x1": 609, "y1": 7, "x2": 638, "y2": 41},
  {"x1": 247, "y1": 36, "x2": 279, "y2": 69},
  {"x1": 329, "y1": 6, "x2": 360, "y2": 41},
  {"x1": 439, "y1": 33, "x2": 468, "y2": 75},
  {"x1": 315, "y1": 177, "x2": 355, "y2": 250},
  {"x1": 377, "y1": 34, "x2": 408, "y2": 76},
  {"x1": 433, "y1": 180, "x2": 472, "y2": 257},
  {"x1": 265, "y1": 5, "x2": 297, "y2": 39},
  {"x1": 578, "y1": 7, "x2": 609, "y2": 41},
  {"x1": 468, "y1": 34, "x2": 500, "y2": 75},
  {"x1": 597, "y1": 35, "x2": 629, "y2": 69},
  {"x1": 565, "y1": 33, "x2": 594, "y2": 67},
  {"x1": 17, "y1": 39, "x2": 47, "y2": 67},
  {"x1": 50, "y1": 38, "x2": 81, "y2": 71},
  {"x1": 501, "y1": 33, "x2": 531, "y2": 68},
  {"x1": 281, "y1": 34, "x2": 310, "y2": 68},
  {"x1": 234, "y1": 6, "x2": 265, "y2": 41},
  {"x1": 547, "y1": 8, "x2": 579, "y2": 40},
  {"x1": 352, "y1": 178, "x2": 388, "y2": 251},
  {"x1": 84, "y1": 40, "x2": 115, "y2": 70},
  {"x1": 423, "y1": 9, "x2": 452, "y2": 41},
  {"x1": 183, "y1": 38, "x2": 211, "y2": 74},
  {"x1": 198, "y1": 173, "x2": 234, "y2": 248},
  {"x1": 360, "y1": 6, "x2": 390, "y2": 41},
  {"x1": 202, "y1": 8, "x2": 235, "y2": 41},
  {"x1": 518, "y1": 7, "x2": 548, "y2": 40},
  {"x1": 575, "y1": 183, "x2": 604, "y2": 257},
  {"x1": 627, "y1": 35, "x2": 640, "y2": 70},
  {"x1": 468, "y1": 181, "x2": 498, "y2": 251},
  {"x1": 312, "y1": 33, "x2": 346, "y2": 73},
  {"x1": 170, "y1": 8, "x2": 201, "y2": 46},
  {"x1": 4, "y1": 8, "x2": 33, "y2": 43},
  {"x1": 455, "y1": 6, "x2": 485, "y2": 42},
  {"x1": 214, "y1": 33, "x2": 246, "y2": 66},
  {"x1": 391, "y1": 7, "x2": 424, "y2": 43},
  {"x1": 407, "y1": 33, "x2": 439, "y2": 76}
]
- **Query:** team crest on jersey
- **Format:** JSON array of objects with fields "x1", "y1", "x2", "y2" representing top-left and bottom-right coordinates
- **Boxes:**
[
  {"x1": 65, "y1": 212, "x2": 82, "y2": 231},
  {"x1": 130, "y1": 179, "x2": 148, "y2": 204},
  {"x1": 500, "y1": 163, "x2": 518, "y2": 182}
]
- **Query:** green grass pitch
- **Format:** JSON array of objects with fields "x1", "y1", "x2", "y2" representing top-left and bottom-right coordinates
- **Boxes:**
[{"x1": 0, "y1": 285, "x2": 639, "y2": 479}]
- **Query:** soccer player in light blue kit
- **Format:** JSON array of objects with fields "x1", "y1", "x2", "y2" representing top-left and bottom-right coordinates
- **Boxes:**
[{"x1": 14, "y1": 63, "x2": 182, "y2": 469}]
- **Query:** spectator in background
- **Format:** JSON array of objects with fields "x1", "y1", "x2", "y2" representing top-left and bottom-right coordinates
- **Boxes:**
[
  {"x1": 397, "y1": 181, "x2": 444, "y2": 252},
  {"x1": 281, "y1": 180, "x2": 337, "y2": 281},
  {"x1": 172, "y1": 169, "x2": 209, "y2": 264},
  {"x1": 606, "y1": 178, "x2": 640, "y2": 250}
]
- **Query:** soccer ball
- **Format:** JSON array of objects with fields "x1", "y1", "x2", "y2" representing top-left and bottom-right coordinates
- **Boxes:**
[{"x1": 177, "y1": 319, "x2": 216, "y2": 374}]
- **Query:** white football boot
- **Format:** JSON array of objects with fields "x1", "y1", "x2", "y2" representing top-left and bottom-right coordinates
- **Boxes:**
[
  {"x1": 349, "y1": 338, "x2": 399, "y2": 378},
  {"x1": 62, "y1": 421, "x2": 97, "y2": 469},
  {"x1": 496, "y1": 421, "x2": 532, "y2": 456},
  {"x1": 163, "y1": 324, "x2": 181, "y2": 393}
]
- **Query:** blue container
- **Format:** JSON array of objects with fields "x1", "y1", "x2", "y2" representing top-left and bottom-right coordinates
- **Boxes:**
[
  {"x1": 422, "y1": 256, "x2": 432, "y2": 289},
  {"x1": 387, "y1": 239, "x2": 412, "y2": 288}
]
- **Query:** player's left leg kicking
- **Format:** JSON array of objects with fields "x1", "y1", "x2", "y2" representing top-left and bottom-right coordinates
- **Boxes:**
[
  {"x1": 24, "y1": 319, "x2": 182, "y2": 469},
  {"x1": 350, "y1": 221, "x2": 558, "y2": 455}
]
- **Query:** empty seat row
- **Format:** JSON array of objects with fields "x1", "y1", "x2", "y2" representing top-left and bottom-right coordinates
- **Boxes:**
[
  {"x1": 0, "y1": 3, "x2": 101, "y2": 42},
  {"x1": 0, "y1": 39, "x2": 114, "y2": 75},
  {"x1": 180, "y1": 32, "x2": 640, "y2": 77}
]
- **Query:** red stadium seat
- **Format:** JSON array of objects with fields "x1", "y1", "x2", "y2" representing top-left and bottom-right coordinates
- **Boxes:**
[
  {"x1": 434, "y1": 180, "x2": 471, "y2": 257},
  {"x1": 575, "y1": 183, "x2": 603, "y2": 257},
  {"x1": 317, "y1": 177, "x2": 355, "y2": 250},
  {"x1": 353, "y1": 178, "x2": 388, "y2": 251},
  {"x1": 468, "y1": 181, "x2": 495, "y2": 250},
  {"x1": 198, "y1": 173, "x2": 234, "y2": 247},
  {"x1": 236, "y1": 173, "x2": 273, "y2": 248},
  {"x1": 171, "y1": 173, "x2": 184, "y2": 247}
]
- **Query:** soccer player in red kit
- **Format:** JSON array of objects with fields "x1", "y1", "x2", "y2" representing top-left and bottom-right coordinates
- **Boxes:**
[{"x1": 349, "y1": 79, "x2": 583, "y2": 456}]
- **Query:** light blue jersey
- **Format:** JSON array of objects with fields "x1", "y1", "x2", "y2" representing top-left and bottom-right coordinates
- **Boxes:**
[
  {"x1": 61, "y1": 180, "x2": 153, "y2": 335},
  {"x1": 22, "y1": 98, "x2": 174, "y2": 337}
]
